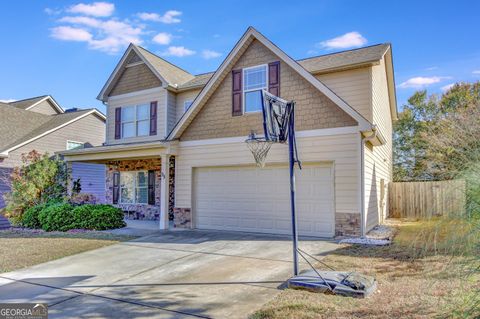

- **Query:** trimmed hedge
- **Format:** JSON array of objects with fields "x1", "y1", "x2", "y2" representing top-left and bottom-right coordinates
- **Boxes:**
[
  {"x1": 38, "y1": 203, "x2": 77, "y2": 231},
  {"x1": 25, "y1": 202, "x2": 125, "y2": 231},
  {"x1": 71, "y1": 205, "x2": 125, "y2": 230},
  {"x1": 22, "y1": 201, "x2": 57, "y2": 229}
]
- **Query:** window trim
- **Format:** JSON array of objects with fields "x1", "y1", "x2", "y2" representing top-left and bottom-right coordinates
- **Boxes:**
[
  {"x1": 242, "y1": 64, "x2": 268, "y2": 114},
  {"x1": 66, "y1": 140, "x2": 85, "y2": 150},
  {"x1": 120, "y1": 104, "x2": 150, "y2": 139},
  {"x1": 119, "y1": 170, "x2": 149, "y2": 204},
  {"x1": 183, "y1": 100, "x2": 193, "y2": 112}
]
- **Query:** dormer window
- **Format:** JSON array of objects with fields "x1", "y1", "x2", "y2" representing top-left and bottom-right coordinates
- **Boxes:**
[
  {"x1": 243, "y1": 65, "x2": 267, "y2": 113},
  {"x1": 121, "y1": 104, "x2": 150, "y2": 138}
]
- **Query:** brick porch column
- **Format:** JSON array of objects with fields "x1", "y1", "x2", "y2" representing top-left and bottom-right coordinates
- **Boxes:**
[{"x1": 159, "y1": 155, "x2": 170, "y2": 229}]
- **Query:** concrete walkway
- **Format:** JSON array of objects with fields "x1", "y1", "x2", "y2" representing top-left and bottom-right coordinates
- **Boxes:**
[{"x1": 0, "y1": 230, "x2": 338, "y2": 319}]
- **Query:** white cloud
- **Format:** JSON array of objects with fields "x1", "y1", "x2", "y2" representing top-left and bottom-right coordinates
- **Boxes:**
[
  {"x1": 51, "y1": 26, "x2": 93, "y2": 42},
  {"x1": 137, "y1": 10, "x2": 182, "y2": 24},
  {"x1": 398, "y1": 76, "x2": 451, "y2": 89},
  {"x1": 59, "y1": 16, "x2": 102, "y2": 28},
  {"x1": 307, "y1": 49, "x2": 318, "y2": 55},
  {"x1": 201, "y1": 49, "x2": 221, "y2": 59},
  {"x1": 162, "y1": 46, "x2": 195, "y2": 57},
  {"x1": 318, "y1": 31, "x2": 367, "y2": 50},
  {"x1": 0, "y1": 99, "x2": 16, "y2": 103},
  {"x1": 152, "y1": 32, "x2": 172, "y2": 45},
  {"x1": 441, "y1": 83, "x2": 455, "y2": 92},
  {"x1": 425, "y1": 66, "x2": 438, "y2": 71},
  {"x1": 68, "y1": 2, "x2": 114, "y2": 17},
  {"x1": 472, "y1": 70, "x2": 480, "y2": 75},
  {"x1": 52, "y1": 17, "x2": 142, "y2": 53}
]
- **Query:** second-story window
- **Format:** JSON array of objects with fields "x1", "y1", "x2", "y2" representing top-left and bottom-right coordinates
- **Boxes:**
[
  {"x1": 243, "y1": 65, "x2": 267, "y2": 113},
  {"x1": 184, "y1": 100, "x2": 193, "y2": 112},
  {"x1": 121, "y1": 104, "x2": 149, "y2": 138}
]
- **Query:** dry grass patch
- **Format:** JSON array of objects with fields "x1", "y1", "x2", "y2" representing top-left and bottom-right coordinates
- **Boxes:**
[
  {"x1": 0, "y1": 229, "x2": 135, "y2": 273},
  {"x1": 251, "y1": 220, "x2": 479, "y2": 319}
]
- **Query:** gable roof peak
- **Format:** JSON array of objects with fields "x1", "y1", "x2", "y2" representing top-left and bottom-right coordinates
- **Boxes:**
[
  {"x1": 168, "y1": 27, "x2": 373, "y2": 139},
  {"x1": 8, "y1": 95, "x2": 64, "y2": 114}
]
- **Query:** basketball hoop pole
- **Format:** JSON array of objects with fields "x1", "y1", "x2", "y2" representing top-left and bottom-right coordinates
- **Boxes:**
[{"x1": 288, "y1": 106, "x2": 299, "y2": 276}]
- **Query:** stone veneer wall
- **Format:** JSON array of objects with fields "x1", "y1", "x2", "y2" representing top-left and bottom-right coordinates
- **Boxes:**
[
  {"x1": 168, "y1": 156, "x2": 175, "y2": 221},
  {"x1": 173, "y1": 208, "x2": 191, "y2": 229},
  {"x1": 106, "y1": 158, "x2": 162, "y2": 220},
  {"x1": 335, "y1": 212, "x2": 361, "y2": 237}
]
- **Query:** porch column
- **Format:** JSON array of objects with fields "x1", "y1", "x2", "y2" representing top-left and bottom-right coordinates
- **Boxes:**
[{"x1": 159, "y1": 155, "x2": 170, "y2": 229}]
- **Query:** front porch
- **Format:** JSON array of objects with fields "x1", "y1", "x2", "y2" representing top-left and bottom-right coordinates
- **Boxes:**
[{"x1": 61, "y1": 141, "x2": 181, "y2": 230}]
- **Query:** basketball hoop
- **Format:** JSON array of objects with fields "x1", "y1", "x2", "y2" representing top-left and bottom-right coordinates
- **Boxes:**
[{"x1": 245, "y1": 132, "x2": 273, "y2": 168}]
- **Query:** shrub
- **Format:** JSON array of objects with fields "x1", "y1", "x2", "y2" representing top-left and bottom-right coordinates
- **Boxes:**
[
  {"x1": 22, "y1": 200, "x2": 62, "y2": 229},
  {"x1": 38, "y1": 203, "x2": 75, "y2": 232},
  {"x1": 72, "y1": 204, "x2": 125, "y2": 230},
  {"x1": 4, "y1": 150, "x2": 68, "y2": 220},
  {"x1": 69, "y1": 193, "x2": 97, "y2": 206},
  {"x1": 30, "y1": 202, "x2": 125, "y2": 232}
]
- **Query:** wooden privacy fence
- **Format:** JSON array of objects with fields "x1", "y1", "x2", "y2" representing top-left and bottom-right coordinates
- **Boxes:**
[{"x1": 389, "y1": 180, "x2": 466, "y2": 219}]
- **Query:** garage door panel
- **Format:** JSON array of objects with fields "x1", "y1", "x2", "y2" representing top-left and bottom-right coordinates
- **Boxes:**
[{"x1": 194, "y1": 165, "x2": 334, "y2": 237}]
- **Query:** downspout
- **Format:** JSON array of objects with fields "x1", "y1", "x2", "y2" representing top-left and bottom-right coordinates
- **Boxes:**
[
  {"x1": 360, "y1": 125, "x2": 378, "y2": 237},
  {"x1": 102, "y1": 101, "x2": 108, "y2": 145}
]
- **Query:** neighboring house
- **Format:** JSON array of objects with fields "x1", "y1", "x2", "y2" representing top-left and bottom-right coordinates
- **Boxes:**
[
  {"x1": 0, "y1": 95, "x2": 107, "y2": 208},
  {"x1": 62, "y1": 27, "x2": 397, "y2": 237}
]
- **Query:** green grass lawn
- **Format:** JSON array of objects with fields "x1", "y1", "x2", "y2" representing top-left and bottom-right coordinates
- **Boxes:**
[
  {"x1": 0, "y1": 228, "x2": 136, "y2": 273},
  {"x1": 251, "y1": 220, "x2": 480, "y2": 319}
]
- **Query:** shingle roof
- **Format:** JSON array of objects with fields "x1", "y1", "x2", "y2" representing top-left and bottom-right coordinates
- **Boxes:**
[
  {"x1": 172, "y1": 44, "x2": 390, "y2": 90},
  {"x1": 8, "y1": 95, "x2": 48, "y2": 110},
  {"x1": 0, "y1": 104, "x2": 95, "y2": 153},
  {"x1": 178, "y1": 72, "x2": 215, "y2": 90},
  {"x1": 135, "y1": 46, "x2": 195, "y2": 86},
  {"x1": 297, "y1": 43, "x2": 390, "y2": 74},
  {"x1": 0, "y1": 103, "x2": 50, "y2": 151}
]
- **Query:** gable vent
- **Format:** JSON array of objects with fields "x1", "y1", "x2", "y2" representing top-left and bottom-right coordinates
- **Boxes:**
[{"x1": 126, "y1": 51, "x2": 142, "y2": 64}]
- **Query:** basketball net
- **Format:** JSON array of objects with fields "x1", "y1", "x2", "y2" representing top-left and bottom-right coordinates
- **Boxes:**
[{"x1": 245, "y1": 135, "x2": 273, "y2": 168}]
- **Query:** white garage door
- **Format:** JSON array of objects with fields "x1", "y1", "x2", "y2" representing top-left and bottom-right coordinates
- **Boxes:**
[{"x1": 193, "y1": 164, "x2": 335, "y2": 237}]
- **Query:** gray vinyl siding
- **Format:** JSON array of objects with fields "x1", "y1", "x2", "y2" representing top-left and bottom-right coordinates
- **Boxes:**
[
  {"x1": 0, "y1": 113, "x2": 105, "y2": 208},
  {"x1": 0, "y1": 113, "x2": 105, "y2": 168},
  {"x1": 0, "y1": 167, "x2": 13, "y2": 208},
  {"x1": 29, "y1": 100, "x2": 61, "y2": 115},
  {"x1": 166, "y1": 91, "x2": 177, "y2": 135},
  {"x1": 71, "y1": 162, "x2": 106, "y2": 203}
]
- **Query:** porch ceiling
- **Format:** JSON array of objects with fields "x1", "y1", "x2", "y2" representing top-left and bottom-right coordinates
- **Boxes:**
[{"x1": 60, "y1": 141, "x2": 176, "y2": 163}]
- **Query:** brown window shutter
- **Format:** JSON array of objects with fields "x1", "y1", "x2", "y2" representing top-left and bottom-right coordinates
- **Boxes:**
[
  {"x1": 232, "y1": 69, "x2": 243, "y2": 116},
  {"x1": 112, "y1": 172, "x2": 120, "y2": 204},
  {"x1": 148, "y1": 170, "x2": 155, "y2": 205},
  {"x1": 268, "y1": 61, "x2": 280, "y2": 97},
  {"x1": 114, "y1": 107, "x2": 121, "y2": 139},
  {"x1": 150, "y1": 101, "x2": 158, "y2": 136}
]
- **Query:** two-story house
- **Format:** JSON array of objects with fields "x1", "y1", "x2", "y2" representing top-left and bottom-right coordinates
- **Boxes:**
[
  {"x1": 0, "y1": 95, "x2": 106, "y2": 211},
  {"x1": 62, "y1": 27, "x2": 397, "y2": 237}
]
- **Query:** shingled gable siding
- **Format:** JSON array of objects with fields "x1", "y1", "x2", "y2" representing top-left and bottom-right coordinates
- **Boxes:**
[
  {"x1": 109, "y1": 63, "x2": 162, "y2": 97},
  {"x1": 179, "y1": 39, "x2": 357, "y2": 141}
]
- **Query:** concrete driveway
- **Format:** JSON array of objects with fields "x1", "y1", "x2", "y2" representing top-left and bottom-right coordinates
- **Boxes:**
[{"x1": 0, "y1": 230, "x2": 338, "y2": 319}]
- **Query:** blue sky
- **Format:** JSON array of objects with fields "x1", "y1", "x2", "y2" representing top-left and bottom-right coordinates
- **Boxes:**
[{"x1": 0, "y1": 0, "x2": 479, "y2": 113}]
